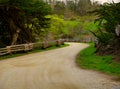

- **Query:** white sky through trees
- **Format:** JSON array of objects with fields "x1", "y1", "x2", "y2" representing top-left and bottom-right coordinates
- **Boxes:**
[
  {"x1": 57, "y1": 0, "x2": 120, "y2": 4},
  {"x1": 92, "y1": 0, "x2": 120, "y2": 4}
]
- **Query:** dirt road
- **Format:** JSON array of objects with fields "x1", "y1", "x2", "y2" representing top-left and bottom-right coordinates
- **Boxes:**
[{"x1": 0, "y1": 43, "x2": 119, "y2": 89}]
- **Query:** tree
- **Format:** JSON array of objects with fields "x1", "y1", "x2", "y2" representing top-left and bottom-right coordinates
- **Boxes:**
[
  {"x1": 44, "y1": 15, "x2": 68, "y2": 40},
  {"x1": 65, "y1": 0, "x2": 92, "y2": 16},
  {"x1": 91, "y1": 2, "x2": 120, "y2": 55},
  {"x1": 54, "y1": 1, "x2": 66, "y2": 15},
  {"x1": 67, "y1": 0, "x2": 76, "y2": 12},
  {"x1": 76, "y1": 0, "x2": 92, "y2": 15},
  {"x1": 91, "y1": 2, "x2": 120, "y2": 42},
  {"x1": 0, "y1": 0, "x2": 51, "y2": 47}
]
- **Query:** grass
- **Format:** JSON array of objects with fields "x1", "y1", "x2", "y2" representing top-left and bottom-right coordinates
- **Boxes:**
[
  {"x1": 0, "y1": 44, "x2": 69, "y2": 60},
  {"x1": 77, "y1": 43, "x2": 120, "y2": 76}
]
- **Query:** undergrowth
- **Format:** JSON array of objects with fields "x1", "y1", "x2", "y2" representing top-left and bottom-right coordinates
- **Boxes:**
[{"x1": 77, "y1": 43, "x2": 120, "y2": 76}]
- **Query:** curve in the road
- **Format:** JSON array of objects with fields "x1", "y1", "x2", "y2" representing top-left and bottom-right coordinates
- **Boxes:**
[{"x1": 0, "y1": 43, "x2": 119, "y2": 89}]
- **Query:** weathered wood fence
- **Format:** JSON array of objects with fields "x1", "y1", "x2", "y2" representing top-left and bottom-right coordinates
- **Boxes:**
[
  {"x1": 64, "y1": 38, "x2": 96, "y2": 43},
  {"x1": 0, "y1": 39, "x2": 64, "y2": 56}
]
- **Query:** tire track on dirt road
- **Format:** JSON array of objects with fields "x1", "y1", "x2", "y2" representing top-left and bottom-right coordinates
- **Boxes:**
[{"x1": 0, "y1": 43, "x2": 119, "y2": 89}]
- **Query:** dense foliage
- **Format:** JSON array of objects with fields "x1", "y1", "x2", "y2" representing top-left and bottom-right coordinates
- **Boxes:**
[
  {"x1": 0, "y1": 0, "x2": 51, "y2": 47},
  {"x1": 92, "y1": 2, "x2": 120, "y2": 42},
  {"x1": 53, "y1": 0, "x2": 92, "y2": 17},
  {"x1": 37, "y1": 15, "x2": 67, "y2": 41},
  {"x1": 91, "y1": 2, "x2": 120, "y2": 59}
]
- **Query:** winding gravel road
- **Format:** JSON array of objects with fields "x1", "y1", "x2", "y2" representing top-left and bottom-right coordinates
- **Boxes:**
[{"x1": 0, "y1": 43, "x2": 120, "y2": 89}]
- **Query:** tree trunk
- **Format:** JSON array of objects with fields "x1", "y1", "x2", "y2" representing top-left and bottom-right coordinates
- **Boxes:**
[
  {"x1": 11, "y1": 28, "x2": 20, "y2": 45},
  {"x1": 50, "y1": 0, "x2": 54, "y2": 9},
  {"x1": 9, "y1": 19, "x2": 21, "y2": 45}
]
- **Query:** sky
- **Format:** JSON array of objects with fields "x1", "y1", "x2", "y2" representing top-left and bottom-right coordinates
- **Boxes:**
[
  {"x1": 92, "y1": 0, "x2": 120, "y2": 4},
  {"x1": 58, "y1": 0, "x2": 120, "y2": 4}
]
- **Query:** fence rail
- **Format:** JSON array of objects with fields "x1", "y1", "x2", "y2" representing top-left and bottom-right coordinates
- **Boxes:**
[
  {"x1": 0, "y1": 39, "x2": 64, "y2": 56},
  {"x1": 64, "y1": 38, "x2": 96, "y2": 43}
]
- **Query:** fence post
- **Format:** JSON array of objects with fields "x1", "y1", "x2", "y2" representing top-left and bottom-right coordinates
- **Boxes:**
[
  {"x1": 28, "y1": 43, "x2": 34, "y2": 50},
  {"x1": 24, "y1": 44, "x2": 29, "y2": 51},
  {"x1": 6, "y1": 46, "x2": 11, "y2": 54},
  {"x1": 56, "y1": 40, "x2": 60, "y2": 46},
  {"x1": 42, "y1": 41, "x2": 49, "y2": 49}
]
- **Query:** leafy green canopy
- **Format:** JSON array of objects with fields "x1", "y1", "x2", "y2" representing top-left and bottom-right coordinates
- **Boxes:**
[
  {"x1": 91, "y1": 2, "x2": 120, "y2": 43},
  {"x1": 0, "y1": 0, "x2": 51, "y2": 46},
  {"x1": 95, "y1": 2, "x2": 120, "y2": 32},
  {"x1": 45, "y1": 15, "x2": 67, "y2": 39}
]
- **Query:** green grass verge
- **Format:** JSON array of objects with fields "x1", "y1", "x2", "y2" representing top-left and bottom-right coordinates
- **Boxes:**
[
  {"x1": 0, "y1": 44, "x2": 69, "y2": 60},
  {"x1": 77, "y1": 43, "x2": 120, "y2": 76}
]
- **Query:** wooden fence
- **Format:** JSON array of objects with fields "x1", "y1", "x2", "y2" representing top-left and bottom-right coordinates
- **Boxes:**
[
  {"x1": 0, "y1": 39, "x2": 64, "y2": 56},
  {"x1": 64, "y1": 38, "x2": 96, "y2": 43}
]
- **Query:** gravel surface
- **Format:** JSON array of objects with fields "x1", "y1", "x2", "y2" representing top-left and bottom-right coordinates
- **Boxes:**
[{"x1": 0, "y1": 43, "x2": 120, "y2": 89}]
